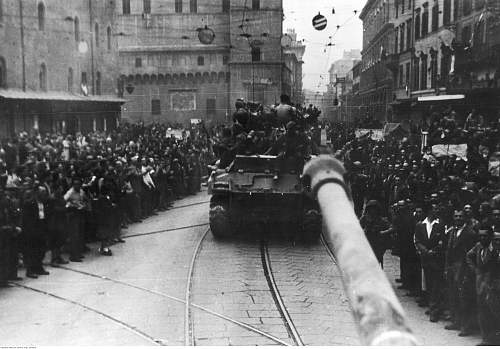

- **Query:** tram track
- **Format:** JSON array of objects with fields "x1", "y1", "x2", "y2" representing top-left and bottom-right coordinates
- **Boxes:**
[
  {"x1": 261, "y1": 241, "x2": 304, "y2": 346},
  {"x1": 15, "y1": 228, "x2": 290, "y2": 346},
  {"x1": 122, "y1": 222, "x2": 209, "y2": 239},
  {"x1": 11, "y1": 282, "x2": 165, "y2": 346},
  {"x1": 261, "y1": 238, "x2": 358, "y2": 346}
]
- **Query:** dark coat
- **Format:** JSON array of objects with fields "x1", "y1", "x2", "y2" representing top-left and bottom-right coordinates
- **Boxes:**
[
  {"x1": 414, "y1": 219, "x2": 446, "y2": 271},
  {"x1": 21, "y1": 200, "x2": 47, "y2": 238}
]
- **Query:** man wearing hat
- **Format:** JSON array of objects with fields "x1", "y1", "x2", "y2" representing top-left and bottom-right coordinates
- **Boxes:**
[
  {"x1": 360, "y1": 200, "x2": 391, "y2": 268},
  {"x1": 21, "y1": 184, "x2": 50, "y2": 278},
  {"x1": 414, "y1": 203, "x2": 446, "y2": 322},
  {"x1": 393, "y1": 200, "x2": 419, "y2": 295},
  {"x1": 444, "y1": 210, "x2": 477, "y2": 335},
  {"x1": 467, "y1": 226, "x2": 499, "y2": 345},
  {"x1": 0, "y1": 187, "x2": 22, "y2": 286}
]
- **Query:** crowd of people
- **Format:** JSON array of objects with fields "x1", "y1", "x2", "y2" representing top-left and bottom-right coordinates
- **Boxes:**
[
  {"x1": 0, "y1": 122, "x2": 215, "y2": 284},
  {"x1": 332, "y1": 107, "x2": 500, "y2": 345},
  {"x1": 3, "y1": 95, "x2": 500, "y2": 344}
]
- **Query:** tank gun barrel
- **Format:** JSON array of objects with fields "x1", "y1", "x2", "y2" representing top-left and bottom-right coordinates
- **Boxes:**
[{"x1": 302, "y1": 155, "x2": 418, "y2": 346}]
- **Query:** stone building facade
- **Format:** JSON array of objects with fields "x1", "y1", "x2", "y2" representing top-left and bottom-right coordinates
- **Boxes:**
[
  {"x1": 359, "y1": 0, "x2": 396, "y2": 123},
  {"x1": 359, "y1": 0, "x2": 500, "y2": 124},
  {"x1": 117, "y1": 0, "x2": 288, "y2": 125},
  {"x1": 0, "y1": 0, "x2": 124, "y2": 138}
]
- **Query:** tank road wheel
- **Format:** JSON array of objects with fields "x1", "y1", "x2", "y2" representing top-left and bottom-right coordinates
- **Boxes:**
[
  {"x1": 301, "y1": 208, "x2": 322, "y2": 242},
  {"x1": 209, "y1": 196, "x2": 232, "y2": 239}
]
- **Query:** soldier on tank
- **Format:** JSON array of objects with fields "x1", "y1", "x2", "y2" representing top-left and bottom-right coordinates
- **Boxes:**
[
  {"x1": 265, "y1": 121, "x2": 317, "y2": 166},
  {"x1": 275, "y1": 94, "x2": 296, "y2": 127}
]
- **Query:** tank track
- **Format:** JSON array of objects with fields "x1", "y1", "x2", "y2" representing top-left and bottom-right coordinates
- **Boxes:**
[
  {"x1": 302, "y1": 208, "x2": 322, "y2": 241},
  {"x1": 209, "y1": 196, "x2": 232, "y2": 239}
]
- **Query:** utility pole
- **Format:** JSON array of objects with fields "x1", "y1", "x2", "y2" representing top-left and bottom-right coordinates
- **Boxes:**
[
  {"x1": 89, "y1": 0, "x2": 95, "y2": 95},
  {"x1": 18, "y1": 0, "x2": 26, "y2": 92}
]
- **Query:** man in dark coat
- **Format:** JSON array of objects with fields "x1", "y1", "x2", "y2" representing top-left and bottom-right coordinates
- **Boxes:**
[
  {"x1": 414, "y1": 203, "x2": 447, "y2": 322},
  {"x1": 393, "y1": 201, "x2": 420, "y2": 295},
  {"x1": 360, "y1": 200, "x2": 391, "y2": 268},
  {"x1": 0, "y1": 188, "x2": 22, "y2": 286},
  {"x1": 444, "y1": 210, "x2": 477, "y2": 335},
  {"x1": 21, "y1": 185, "x2": 50, "y2": 278},
  {"x1": 467, "y1": 227, "x2": 500, "y2": 345}
]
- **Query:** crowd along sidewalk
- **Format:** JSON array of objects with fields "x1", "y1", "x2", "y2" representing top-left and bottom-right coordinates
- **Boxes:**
[{"x1": 382, "y1": 253, "x2": 480, "y2": 346}]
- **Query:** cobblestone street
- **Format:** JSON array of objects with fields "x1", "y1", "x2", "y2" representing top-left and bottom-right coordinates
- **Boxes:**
[{"x1": 0, "y1": 191, "x2": 484, "y2": 345}]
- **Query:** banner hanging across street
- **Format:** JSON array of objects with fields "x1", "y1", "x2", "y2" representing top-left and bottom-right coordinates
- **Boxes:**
[
  {"x1": 355, "y1": 129, "x2": 384, "y2": 140},
  {"x1": 431, "y1": 144, "x2": 468, "y2": 161}
]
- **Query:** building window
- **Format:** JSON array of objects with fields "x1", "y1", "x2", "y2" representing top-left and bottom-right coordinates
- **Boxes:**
[
  {"x1": 395, "y1": 0, "x2": 399, "y2": 18},
  {"x1": 151, "y1": 99, "x2": 161, "y2": 115},
  {"x1": 441, "y1": 49, "x2": 451, "y2": 84},
  {"x1": 175, "y1": 0, "x2": 182, "y2": 13},
  {"x1": 123, "y1": 0, "x2": 130, "y2": 14},
  {"x1": 107, "y1": 26, "x2": 112, "y2": 50},
  {"x1": 222, "y1": 0, "x2": 230, "y2": 13},
  {"x1": 406, "y1": 19, "x2": 412, "y2": 49},
  {"x1": 38, "y1": 2, "x2": 45, "y2": 31},
  {"x1": 443, "y1": 0, "x2": 451, "y2": 25},
  {"x1": 431, "y1": 3, "x2": 439, "y2": 32},
  {"x1": 252, "y1": 0, "x2": 260, "y2": 10},
  {"x1": 207, "y1": 98, "x2": 216, "y2": 116},
  {"x1": 96, "y1": 71, "x2": 101, "y2": 95},
  {"x1": 453, "y1": 0, "x2": 459, "y2": 20},
  {"x1": 74, "y1": 17, "x2": 80, "y2": 42},
  {"x1": 430, "y1": 51, "x2": 438, "y2": 88},
  {"x1": 463, "y1": 0, "x2": 472, "y2": 16},
  {"x1": 394, "y1": 29, "x2": 399, "y2": 54},
  {"x1": 0, "y1": 56, "x2": 6, "y2": 88},
  {"x1": 81, "y1": 72, "x2": 88, "y2": 94},
  {"x1": 39, "y1": 63, "x2": 47, "y2": 91},
  {"x1": 405, "y1": 63, "x2": 410, "y2": 86},
  {"x1": 143, "y1": 0, "x2": 151, "y2": 13},
  {"x1": 413, "y1": 57, "x2": 420, "y2": 90},
  {"x1": 190, "y1": 0, "x2": 197, "y2": 13},
  {"x1": 95, "y1": 23, "x2": 99, "y2": 47},
  {"x1": 415, "y1": 10, "x2": 421, "y2": 39},
  {"x1": 251, "y1": 47, "x2": 261, "y2": 62},
  {"x1": 223, "y1": 55, "x2": 229, "y2": 65},
  {"x1": 401, "y1": 0, "x2": 405, "y2": 13},
  {"x1": 399, "y1": 65, "x2": 404, "y2": 87},
  {"x1": 420, "y1": 55, "x2": 428, "y2": 90},
  {"x1": 462, "y1": 26, "x2": 471, "y2": 44},
  {"x1": 135, "y1": 57, "x2": 142, "y2": 67},
  {"x1": 400, "y1": 23, "x2": 405, "y2": 52},
  {"x1": 197, "y1": 56, "x2": 205, "y2": 66},
  {"x1": 421, "y1": 5, "x2": 429, "y2": 37},
  {"x1": 68, "y1": 67, "x2": 73, "y2": 92},
  {"x1": 0, "y1": 0, "x2": 3, "y2": 22}
]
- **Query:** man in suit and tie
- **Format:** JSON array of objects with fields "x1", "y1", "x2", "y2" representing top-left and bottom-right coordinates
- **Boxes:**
[
  {"x1": 414, "y1": 203, "x2": 446, "y2": 322},
  {"x1": 444, "y1": 210, "x2": 477, "y2": 335}
]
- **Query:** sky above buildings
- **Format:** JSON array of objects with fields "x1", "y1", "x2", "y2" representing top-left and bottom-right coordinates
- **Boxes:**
[{"x1": 284, "y1": 0, "x2": 366, "y2": 92}]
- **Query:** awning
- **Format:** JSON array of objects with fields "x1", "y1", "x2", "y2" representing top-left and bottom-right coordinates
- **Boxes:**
[
  {"x1": 417, "y1": 94, "x2": 465, "y2": 102},
  {"x1": 0, "y1": 89, "x2": 126, "y2": 103}
]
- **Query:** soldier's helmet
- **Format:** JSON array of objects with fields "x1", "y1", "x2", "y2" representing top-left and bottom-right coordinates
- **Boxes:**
[
  {"x1": 234, "y1": 109, "x2": 250, "y2": 126},
  {"x1": 235, "y1": 98, "x2": 246, "y2": 110},
  {"x1": 276, "y1": 104, "x2": 295, "y2": 128}
]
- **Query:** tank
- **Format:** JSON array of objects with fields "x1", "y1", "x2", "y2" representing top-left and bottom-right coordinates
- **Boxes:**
[{"x1": 207, "y1": 155, "x2": 322, "y2": 240}]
